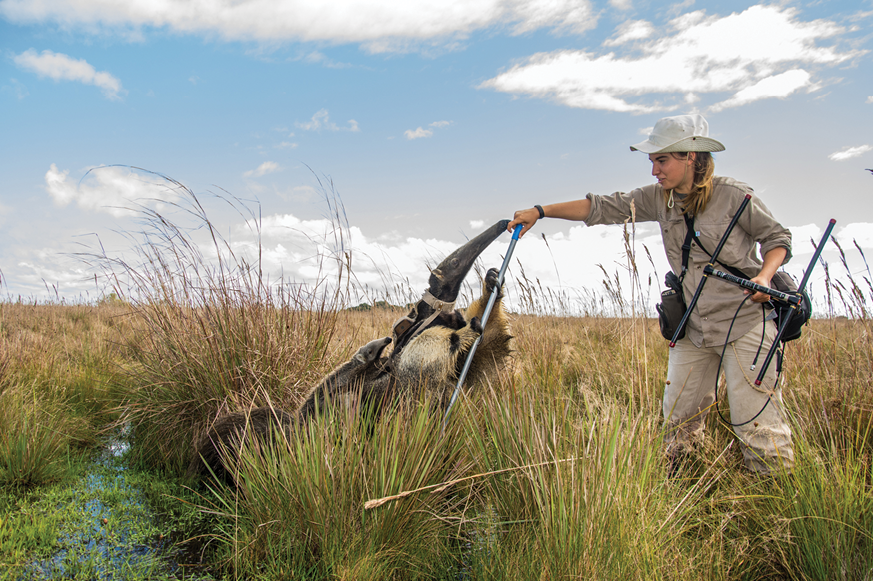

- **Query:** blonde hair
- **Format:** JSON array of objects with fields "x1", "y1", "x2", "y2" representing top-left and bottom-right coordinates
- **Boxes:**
[{"x1": 663, "y1": 152, "x2": 715, "y2": 216}]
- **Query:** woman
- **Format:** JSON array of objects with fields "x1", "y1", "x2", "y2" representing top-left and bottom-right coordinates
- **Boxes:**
[{"x1": 508, "y1": 114, "x2": 794, "y2": 474}]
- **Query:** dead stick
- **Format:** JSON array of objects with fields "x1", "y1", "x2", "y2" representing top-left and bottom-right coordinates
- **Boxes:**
[{"x1": 364, "y1": 456, "x2": 579, "y2": 510}]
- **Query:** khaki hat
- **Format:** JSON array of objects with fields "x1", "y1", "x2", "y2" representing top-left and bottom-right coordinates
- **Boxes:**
[{"x1": 630, "y1": 114, "x2": 725, "y2": 154}]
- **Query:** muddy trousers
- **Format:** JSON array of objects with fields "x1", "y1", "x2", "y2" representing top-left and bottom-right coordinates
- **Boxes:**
[{"x1": 663, "y1": 321, "x2": 795, "y2": 473}]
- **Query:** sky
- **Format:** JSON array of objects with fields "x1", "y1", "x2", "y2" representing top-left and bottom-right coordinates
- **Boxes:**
[{"x1": 1, "y1": 0, "x2": 872, "y2": 314}]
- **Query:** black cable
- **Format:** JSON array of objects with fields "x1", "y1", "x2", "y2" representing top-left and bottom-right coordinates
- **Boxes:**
[{"x1": 713, "y1": 296, "x2": 779, "y2": 428}]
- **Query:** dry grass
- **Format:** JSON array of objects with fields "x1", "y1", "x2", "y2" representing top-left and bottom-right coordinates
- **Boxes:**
[{"x1": 2, "y1": 181, "x2": 870, "y2": 579}]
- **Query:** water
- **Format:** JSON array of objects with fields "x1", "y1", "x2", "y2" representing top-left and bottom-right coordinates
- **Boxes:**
[{"x1": 21, "y1": 432, "x2": 213, "y2": 580}]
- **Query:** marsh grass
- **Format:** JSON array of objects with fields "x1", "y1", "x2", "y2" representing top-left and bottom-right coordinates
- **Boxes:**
[
  {"x1": 78, "y1": 181, "x2": 359, "y2": 472},
  {"x1": 0, "y1": 387, "x2": 77, "y2": 488},
  {"x1": 2, "y1": 182, "x2": 871, "y2": 580},
  {"x1": 0, "y1": 302, "x2": 132, "y2": 488},
  {"x1": 200, "y1": 398, "x2": 470, "y2": 580}
]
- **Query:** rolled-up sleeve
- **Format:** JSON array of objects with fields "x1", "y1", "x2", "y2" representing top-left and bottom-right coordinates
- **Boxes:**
[
  {"x1": 745, "y1": 195, "x2": 792, "y2": 264},
  {"x1": 584, "y1": 186, "x2": 662, "y2": 227}
]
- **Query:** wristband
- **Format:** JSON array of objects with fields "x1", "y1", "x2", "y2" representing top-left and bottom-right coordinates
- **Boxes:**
[{"x1": 534, "y1": 205, "x2": 545, "y2": 219}]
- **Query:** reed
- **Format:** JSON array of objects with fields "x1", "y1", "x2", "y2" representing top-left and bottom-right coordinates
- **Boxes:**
[{"x1": 204, "y1": 398, "x2": 470, "y2": 579}]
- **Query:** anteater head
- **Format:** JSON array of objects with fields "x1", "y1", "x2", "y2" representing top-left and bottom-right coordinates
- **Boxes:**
[
  {"x1": 427, "y1": 219, "x2": 510, "y2": 303},
  {"x1": 392, "y1": 219, "x2": 509, "y2": 353},
  {"x1": 353, "y1": 336, "x2": 392, "y2": 365}
]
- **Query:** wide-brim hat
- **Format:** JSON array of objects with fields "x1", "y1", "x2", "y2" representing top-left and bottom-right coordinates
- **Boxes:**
[{"x1": 630, "y1": 114, "x2": 725, "y2": 154}]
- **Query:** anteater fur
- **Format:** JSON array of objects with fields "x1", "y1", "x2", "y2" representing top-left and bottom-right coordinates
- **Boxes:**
[
  {"x1": 298, "y1": 336, "x2": 393, "y2": 421},
  {"x1": 186, "y1": 406, "x2": 296, "y2": 486},
  {"x1": 188, "y1": 337, "x2": 394, "y2": 485}
]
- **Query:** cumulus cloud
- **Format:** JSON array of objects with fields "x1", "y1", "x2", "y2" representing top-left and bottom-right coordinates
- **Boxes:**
[
  {"x1": 12, "y1": 49, "x2": 124, "y2": 100},
  {"x1": 44, "y1": 164, "x2": 178, "y2": 217},
  {"x1": 603, "y1": 19, "x2": 654, "y2": 46},
  {"x1": 233, "y1": 211, "x2": 668, "y2": 313},
  {"x1": 481, "y1": 5, "x2": 861, "y2": 113},
  {"x1": 0, "y1": 0, "x2": 596, "y2": 52},
  {"x1": 404, "y1": 120, "x2": 453, "y2": 140},
  {"x1": 296, "y1": 109, "x2": 360, "y2": 132},
  {"x1": 867, "y1": 96, "x2": 873, "y2": 104},
  {"x1": 710, "y1": 69, "x2": 814, "y2": 111},
  {"x1": 836, "y1": 223, "x2": 873, "y2": 249},
  {"x1": 828, "y1": 145, "x2": 872, "y2": 161},
  {"x1": 404, "y1": 127, "x2": 433, "y2": 140},
  {"x1": 243, "y1": 161, "x2": 281, "y2": 177}
]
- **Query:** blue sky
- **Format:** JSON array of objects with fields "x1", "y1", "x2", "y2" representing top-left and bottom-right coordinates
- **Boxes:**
[{"x1": 1, "y1": 0, "x2": 871, "y2": 312}]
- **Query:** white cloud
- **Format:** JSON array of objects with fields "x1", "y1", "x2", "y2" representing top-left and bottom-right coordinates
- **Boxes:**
[
  {"x1": 866, "y1": 96, "x2": 873, "y2": 104},
  {"x1": 828, "y1": 145, "x2": 872, "y2": 161},
  {"x1": 609, "y1": 0, "x2": 633, "y2": 10},
  {"x1": 481, "y1": 5, "x2": 861, "y2": 113},
  {"x1": 296, "y1": 109, "x2": 359, "y2": 132},
  {"x1": 603, "y1": 19, "x2": 654, "y2": 46},
  {"x1": 404, "y1": 127, "x2": 433, "y2": 140},
  {"x1": 836, "y1": 223, "x2": 873, "y2": 249},
  {"x1": 240, "y1": 214, "x2": 649, "y2": 311},
  {"x1": 12, "y1": 49, "x2": 124, "y2": 100},
  {"x1": 243, "y1": 161, "x2": 281, "y2": 178},
  {"x1": 44, "y1": 164, "x2": 178, "y2": 217},
  {"x1": 710, "y1": 69, "x2": 813, "y2": 111},
  {"x1": 274, "y1": 141, "x2": 298, "y2": 149},
  {"x1": 0, "y1": 0, "x2": 596, "y2": 52},
  {"x1": 404, "y1": 120, "x2": 452, "y2": 140}
]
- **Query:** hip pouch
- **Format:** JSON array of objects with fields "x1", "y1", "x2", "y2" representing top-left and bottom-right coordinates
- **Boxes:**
[{"x1": 656, "y1": 271, "x2": 686, "y2": 341}]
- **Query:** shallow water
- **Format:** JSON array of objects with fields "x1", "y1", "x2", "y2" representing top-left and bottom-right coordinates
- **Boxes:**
[{"x1": 22, "y1": 433, "x2": 213, "y2": 580}]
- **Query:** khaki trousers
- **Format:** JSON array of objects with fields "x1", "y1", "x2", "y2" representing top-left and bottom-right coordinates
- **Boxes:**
[{"x1": 663, "y1": 321, "x2": 795, "y2": 473}]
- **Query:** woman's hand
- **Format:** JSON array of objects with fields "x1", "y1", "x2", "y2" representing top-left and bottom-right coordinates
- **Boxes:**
[
  {"x1": 746, "y1": 274, "x2": 773, "y2": 303},
  {"x1": 507, "y1": 208, "x2": 541, "y2": 238},
  {"x1": 747, "y1": 247, "x2": 788, "y2": 303}
]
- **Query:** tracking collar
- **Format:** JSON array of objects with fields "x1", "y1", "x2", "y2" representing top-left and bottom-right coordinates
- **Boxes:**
[{"x1": 392, "y1": 289, "x2": 456, "y2": 338}]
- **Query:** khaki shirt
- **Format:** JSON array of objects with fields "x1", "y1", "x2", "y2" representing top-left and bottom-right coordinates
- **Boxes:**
[{"x1": 585, "y1": 176, "x2": 792, "y2": 348}]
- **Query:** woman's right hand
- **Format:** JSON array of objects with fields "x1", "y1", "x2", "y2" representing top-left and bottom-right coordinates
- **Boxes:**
[{"x1": 507, "y1": 207, "x2": 541, "y2": 238}]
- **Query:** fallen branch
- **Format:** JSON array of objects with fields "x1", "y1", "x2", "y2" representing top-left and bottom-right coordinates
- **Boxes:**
[{"x1": 364, "y1": 457, "x2": 580, "y2": 510}]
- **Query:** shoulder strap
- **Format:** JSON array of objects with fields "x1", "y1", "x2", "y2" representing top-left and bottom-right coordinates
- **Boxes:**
[
  {"x1": 682, "y1": 213, "x2": 750, "y2": 279},
  {"x1": 680, "y1": 212, "x2": 695, "y2": 277}
]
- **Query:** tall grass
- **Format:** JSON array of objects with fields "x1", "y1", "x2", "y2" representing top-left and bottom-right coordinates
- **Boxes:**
[
  {"x1": 0, "y1": 302, "x2": 129, "y2": 487},
  {"x1": 3, "y1": 177, "x2": 871, "y2": 579},
  {"x1": 201, "y1": 398, "x2": 470, "y2": 580},
  {"x1": 83, "y1": 180, "x2": 356, "y2": 471}
]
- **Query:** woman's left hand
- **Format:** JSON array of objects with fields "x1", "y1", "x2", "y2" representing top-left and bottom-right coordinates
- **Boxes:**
[{"x1": 746, "y1": 275, "x2": 772, "y2": 303}]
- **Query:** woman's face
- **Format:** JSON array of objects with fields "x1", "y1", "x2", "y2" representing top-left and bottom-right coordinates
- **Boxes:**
[{"x1": 648, "y1": 152, "x2": 695, "y2": 193}]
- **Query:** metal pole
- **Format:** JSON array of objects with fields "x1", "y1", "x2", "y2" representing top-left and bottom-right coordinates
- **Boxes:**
[
  {"x1": 753, "y1": 218, "x2": 836, "y2": 385},
  {"x1": 442, "y1": 224, "x2": 523, "y2": 430}
]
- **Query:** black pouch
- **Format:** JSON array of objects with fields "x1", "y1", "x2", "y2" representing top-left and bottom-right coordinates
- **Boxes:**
[
  {"x1": 656, "y1": 271, "x2": 686, "y2": 341},
  {"x1": 769, "y1": 271, "x2": 811, "y2": 342}
]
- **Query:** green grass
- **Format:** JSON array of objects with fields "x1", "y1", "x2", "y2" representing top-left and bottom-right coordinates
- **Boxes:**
[
  {"x1": 1, "y1": 186, "x2": 870, "y2": 580},
  {"x1": 0, "y1": 438, "x2": 214, "y2": 581}
]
